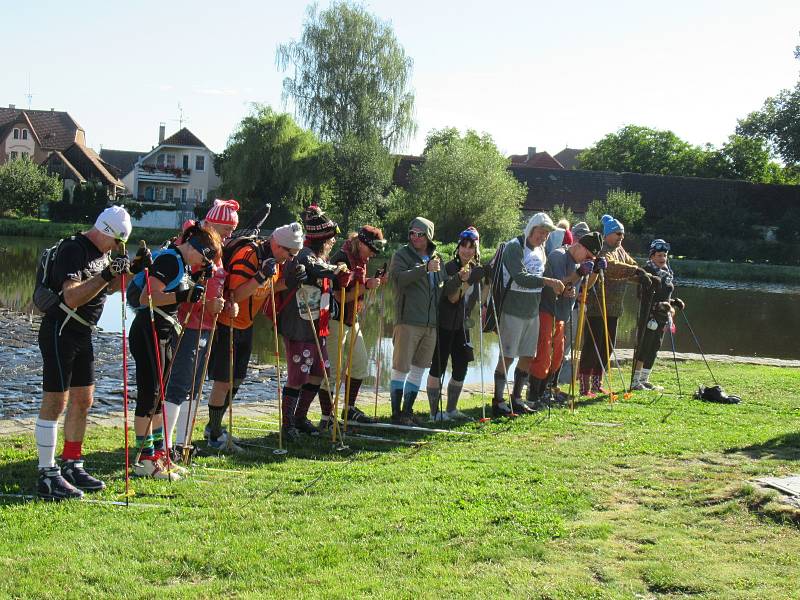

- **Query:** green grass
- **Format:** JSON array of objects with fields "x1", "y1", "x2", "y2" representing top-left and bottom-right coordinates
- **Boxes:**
[
  {"x1": 2, "y1": 366, "x2": 800, "y2": 598},
  {"x1": 0, "y1": 217, "x2": 174, "y2": 245}
]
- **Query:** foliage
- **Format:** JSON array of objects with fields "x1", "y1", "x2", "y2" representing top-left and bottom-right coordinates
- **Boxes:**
[
  {"x1": 214, "y1": 105, "x2": 330, "y2": 227},
  {"x1": 776, "y1": 205, "x2": 800, "y2": 243},
  {"x1": 585, "y1": 188, "x2": 645, "y2": 232},
  {"x1": 0, "y1": 217, "x2": 174, "y2": 245},
  {"x1": 277, "y1": 1, "x2": 416, "y2": 151},
  {"x1": 49, "y1": 180, "x2": 109, "y2": 223},
  {"x1": 390, "y1": 129, "x2": 526, "y2": 246},
  {"x1": 549, "y1": 203, "x2": 576, "y2": 227},
  {"x1": 0, "y1": 157, "x2": 61, "y2": 218},
  {"x1": 2, "y1": 362, "x2": 800, "y2": 598}
]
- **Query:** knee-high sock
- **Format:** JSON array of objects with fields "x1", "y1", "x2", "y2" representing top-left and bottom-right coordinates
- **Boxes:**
[
  {"x1": 282, "y1": 387, "x2": 300, "y2": 428},
  {"x1": 164, "y1": 401, "x2": 182, "y2": 449},
  {"x1": 446, "y1": 379, "x2": 463, "y2": 413},
  {"x1": 35, "y1": 418, "x2": 58, "y2": 469},
  {"x1": 347, "y1": 378, "x2": 363, "y2": 408},
  {"x1": 175, "y1": 398, "x2": 199, "y2": 446},
  {"x1": 296, "y1": 383, "x2": 320, "y2": 422},
  {"x1": 317, "y1": 387, "x2": 333, "y2": 416},
  {"x1": 493, "y1": 371, "x2": 506, "y2": 404},
  {"x1": 511, "y1": 367, "x2": 527, "y2": 401}
]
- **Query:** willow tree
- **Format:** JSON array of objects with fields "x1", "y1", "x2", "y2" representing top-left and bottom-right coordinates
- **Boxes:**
[{"x1": 277, "y1": 1, "x2": 416, "y2": 230}]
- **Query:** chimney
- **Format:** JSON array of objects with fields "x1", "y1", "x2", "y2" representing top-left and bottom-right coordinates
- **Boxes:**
[
  {"x1": 8, "y1": 104, "x2": 15, "y2": 109},
  {"x1": 158, "y1": 122, "x2": 166, "y2": 144},
  {"x1": 50, "y1": 108, "x2": 54, "y2": 112},
  {"x1": 527, "y1": 146, "x2": 537, "y2": 160}
]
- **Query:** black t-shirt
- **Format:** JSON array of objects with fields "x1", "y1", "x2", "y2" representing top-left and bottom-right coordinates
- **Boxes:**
[
  {"x1": 149, "y1": 247, "x2": 188, "y2": 331},
  {"x1": 46, "y1": 233, "x2": 110, "y2": 331}
]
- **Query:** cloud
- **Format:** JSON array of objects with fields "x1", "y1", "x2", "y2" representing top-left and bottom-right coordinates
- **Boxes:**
[
  {"x1": 158, "y1": 84, "x2": 174, "y2": 92},
  {"x1": 195, "y1": 87, "x2": 239, "y2": 96}
]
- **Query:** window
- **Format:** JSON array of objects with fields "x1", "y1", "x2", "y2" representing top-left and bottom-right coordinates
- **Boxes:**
[
  {"x1": 195, "y1": 188, "x2": 203, "y2": 202},
  {"x1": 12, "y1": 129, "x2": 19, "y2": 139},
  {"x1": 22, "y1": 129, "x2": 28, "y2": 140},
  {"x1": 180, "y1": 188, "x2": 187, "y2": 202},
  {"x1": 165, "y1": 187, "x2": 174, "y2": 201},
  {"x1": 166, "y1": 154, "x2": 176, "y2": 168},
  {"x1": 144, "y1": 186, "x2": 154, "y2": 201},
  {"x1": 195, "y1": 155, "x2": 205, "y2": 171},
  {"x1": 155, "y1": 186, "x2": 164, "y2": 201},
  {"x1": 182, "y1": 155, "x2": 189, "y2": 170},
  {"x1": 156, "y1": 154, "x2": 165, "y2": 168},
  {"x1": 10, "y1": 151, "x2": 17, "y2": 160},
  {"x1": 20, "y1": 151, "x2": 28, "y2": 159}
]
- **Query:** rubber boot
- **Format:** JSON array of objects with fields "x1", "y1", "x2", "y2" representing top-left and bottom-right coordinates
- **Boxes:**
[
  {"x1": 390, "y1": 388, "x2": 403, "y2": 424},
  {"x1": 401, "y1": 391, "x2": 420, "y2": 425}
]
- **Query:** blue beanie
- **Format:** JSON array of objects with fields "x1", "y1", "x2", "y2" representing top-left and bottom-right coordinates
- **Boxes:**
[{"x1": 601, "y1": 214, "x2": 624, "y2": 237}]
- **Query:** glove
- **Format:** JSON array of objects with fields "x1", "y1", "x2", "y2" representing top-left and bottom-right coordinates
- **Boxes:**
[
  {"x1": 175, "y1": 284, "x2": 204, "y2": 303},
  {"x1": 467, "y1": 265, "x2": 485, "y2": 285},
  {"x1": 593, "y1": 257, "x2": 607, "y2": 272},
  {"x1": 671, "y1": 298, "x2": 685, "y2": 311},
  {"x1": 253, "y1": 258, "x2": 277, "y2": 284},
  {"x1": 578, "y1": 260, "x2": 594, "y2": 277},
  {"x1": 285, "y1": 263, "x2": 307, "y2": 290},
  {"x1": 101, "y1": 255, "x2": 131, "y2": 282},
  {"x1": 129, "y1": 245, "x2": 152, "y2": 275},
  {"x1": 336, "y1": 269, "x2": 353, "y2": 288},
  {"x1": 352, "y1": 266, "x2": 367, "y2": 286}
]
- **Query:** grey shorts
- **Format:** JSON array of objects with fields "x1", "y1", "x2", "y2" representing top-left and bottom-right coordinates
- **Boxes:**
[{"x1": 498, "y1": 312, "x2": 539, "y2": 359}]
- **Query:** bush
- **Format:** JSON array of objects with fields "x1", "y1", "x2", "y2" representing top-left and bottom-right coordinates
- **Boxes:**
[
  {"x1": 586, "y1": 188, "x2": 645, "y2": 232},
  {"x1": 0, "y1": 157, "x2": 61, "y2": 218}
]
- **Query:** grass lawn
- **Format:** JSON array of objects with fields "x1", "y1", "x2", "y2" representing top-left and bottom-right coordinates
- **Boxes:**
[{"x1": 1, "y1": 361, "x2": 799, "y2": 599}]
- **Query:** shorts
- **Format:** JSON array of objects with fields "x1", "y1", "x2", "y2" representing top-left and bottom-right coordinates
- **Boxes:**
[
  {"x1": 392, "y1": 323, "x2": 437, "y2": 373},
  {"x1": 498, "y1": 312, "x2": 539, "y2": 359},
  {"x1": 38, "y1": 317, "x2": 95, "y2": 392},
  {"x1": 210, "y1": 324, "x2": 254, "y2": 384},
  {"x1": 284, "y1": 337, "x2": 330, "y2": 388},
  {"x1": 325, "y1": 320, "x2": 369, "y2": 390}
]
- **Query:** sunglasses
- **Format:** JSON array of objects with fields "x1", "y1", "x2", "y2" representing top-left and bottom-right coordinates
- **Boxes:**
[
  {"x1": 409, "y1": 231, "x2": 426, "y2": 239},
  {"x1": 651, "y1": 240, "x2": 671, "y2": 253},
  {"x1": 280, "y1": 245, "x2": 300, "y2": 257},
  {"x1": 458, "y1": 229, "x2": 479, "y2": 241},
  {"x1": 188, "y1": 237, "x2": 215, "y2": 263}
]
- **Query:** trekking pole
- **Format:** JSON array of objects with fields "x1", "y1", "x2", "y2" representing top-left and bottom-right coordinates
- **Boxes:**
[
  {"x1": 180, "y1": 285, "x2": 208, "y2": 454},
  {"x1": 477, "y1": 281, "x2": 488, "y2": 422},
  {"x1": 488, "y1": 289, "x2": 515, "y2": 415},
  {"x1": 342, "y1": 279, "x2": 360, "y2": 434},
  {"x1": 142, "y1": 268, "x2": 173, "y2": 475},
  {"x1": 119, "y1": 245, "x2": 132, "y2": 505},
  {"x1": 590, "y1": 286, "x2": 629, "y2": 398},
  {"x1": 270, "y1": 282, "x2": 287, "y2": 455},
  {"x1": 668, "y1": 314, "x2": 682, "y2": 398},
  {"x1": 570, "y1": 277, "x2": 590, "y2": 412},
  {"x1": 598, "y1": 271, "x2": 615, "y2": 403},
  {"x1": 372, "y1": 286, "x2": 385, "y2": 420},
  {"x1": 332, "y1": 287, "x2": 347, "y2": 444},
  {"x1": 680, "y1": 311, "x2": 719, "y2": 385},
  {"x1": 567, "y1": 303, "x2": 575, "y2": 405},
  {"x1": 183, "y1": 314, "x2": 218, "y2": 465},
  {"x1": 226, "y1": 306, "x2": 235, "y2": 452}
]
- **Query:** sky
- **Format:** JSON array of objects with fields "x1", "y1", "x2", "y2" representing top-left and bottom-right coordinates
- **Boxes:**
[{"x1": 3, "y1": 0, "x2": 799, "y2": 158}]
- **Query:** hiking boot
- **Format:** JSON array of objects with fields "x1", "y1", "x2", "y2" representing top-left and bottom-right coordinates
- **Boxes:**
[
  {"x1": 296, "y1": 418, "x2": 320, "y2": 436},
  {"x1": 133, "y1": 456, "x2": 181, "y2": 481},
  {"x1": 38, "y1": 467, "x2": 84, "y2": 501},
  {"x1": 491, "y1": 403, "x2": 516, "y2": 419},
  {"x1": 318, "y1": 415, "x2": 334, "y2": 432},
  {"x1": 399, "y1": 412, "x2": 421, "y2": 426},
  {"x1": 282, "y1": 426, "x2": 301, "y2": 443},
  {"x1": 204, "y1": 424, "x2": 240, "y2": 443},
  {"x1": 155, "y1": 450, "x2": 188, "y2": 476},
  {"x1": 390, "y1": 389, "x2": 403, "y2": 423},
  {"x1": 641, "y1": 381, "x2": 664, "y2": 392},
  {"x1": 207, "y1": 432, "x2": 244, "y2": 453},
  {"x1": 343, "y1": 406, "x2": 376, "y2": 424},
  {"x1": 428, "y1": 411, "x2": 451, "y2": 423},
  {"x1": 446, "y1": 409, "x2": 471, "y2": 421},
  {"x1": 61, "y1": 460, "x2": 106, "y2": 492}
]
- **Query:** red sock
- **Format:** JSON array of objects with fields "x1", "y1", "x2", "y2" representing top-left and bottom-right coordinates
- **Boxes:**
[{"x1": 62, "y1": 440, "x2": 82, "y2": 461}]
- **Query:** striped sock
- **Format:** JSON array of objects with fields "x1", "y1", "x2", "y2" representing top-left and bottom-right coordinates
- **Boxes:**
[
  {"x1": 136, "y1": 434, "x2": 155, "y2": 458},
  {"x1": 152, "y1": 427, "x2": 165, "y2": 452},
  {"x1": 35, "y1": 418, "x2": 58, "y2": 469}
]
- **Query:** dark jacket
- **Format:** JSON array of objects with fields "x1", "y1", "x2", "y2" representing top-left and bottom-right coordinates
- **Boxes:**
[
  {"x1": 389, "y1": 243, "x2": 446, "y2": 328},
  {"x1": 438, "y1": 258, "x2": 483, "y2": 332}
]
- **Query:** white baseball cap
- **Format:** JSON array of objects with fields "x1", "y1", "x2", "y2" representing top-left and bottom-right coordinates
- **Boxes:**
[{"x1": 95, "y1": 205, "x2": 132, "y2": 242}]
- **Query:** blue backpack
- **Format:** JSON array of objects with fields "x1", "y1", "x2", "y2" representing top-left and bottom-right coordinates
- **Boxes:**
[{"x1": 126, "y1": 248, "x2": 186, "y2": 310}]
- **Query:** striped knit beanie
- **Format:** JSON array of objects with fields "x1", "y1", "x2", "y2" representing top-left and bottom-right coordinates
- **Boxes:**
[
  {"x1": 204, "y1": 199, "x2": 240, "y2": 227},
  {"x1": 301, "y1": 204, "x2": 338, "y2": 240}
]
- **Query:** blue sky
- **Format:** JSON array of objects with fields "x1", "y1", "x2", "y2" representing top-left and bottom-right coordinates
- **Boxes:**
[{"x1": 3, "y1": 0, "x2": 799, "y2": 157}]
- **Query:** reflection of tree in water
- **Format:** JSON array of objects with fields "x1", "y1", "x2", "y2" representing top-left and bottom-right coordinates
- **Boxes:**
[{"x1": 0, "y1": 236, "x2": 49, "y2": 313}]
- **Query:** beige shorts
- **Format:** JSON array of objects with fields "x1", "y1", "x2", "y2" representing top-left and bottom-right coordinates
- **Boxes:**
[
  {"x1": 392, "y1": 323, "x2": 437, "y2": 373},
  {"x1": 324, "y1": 320, "x2": 369, "y2": 392}
]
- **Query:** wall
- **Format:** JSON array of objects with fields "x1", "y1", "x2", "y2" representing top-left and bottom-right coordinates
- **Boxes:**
[
  {"x1": 3, "y1": 125, "x2": 36, "y2": 163},
  {"x1": 131, "y1": 209, "x2": 181, "y2": 229}
]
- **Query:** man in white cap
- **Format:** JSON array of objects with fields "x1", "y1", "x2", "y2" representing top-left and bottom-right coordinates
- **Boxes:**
[
  {"x1": 35, "y1": 205, "x2": 133, "y2": 500},
  {"x1": 490, "y1": 212, "x2": 565, "y2": 417}
]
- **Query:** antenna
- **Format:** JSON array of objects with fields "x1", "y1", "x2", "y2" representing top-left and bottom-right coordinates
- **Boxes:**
[
  {"x1": 172, "y1": 102, "x2": 190, "y2": 129},
  {"x1": 25, "y1": 73, "x2": 33, "y2": 109}
]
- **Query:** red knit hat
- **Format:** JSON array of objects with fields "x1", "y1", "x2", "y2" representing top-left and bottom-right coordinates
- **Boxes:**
[{"x1": 204, "y1": 199, "x2": 240, "y2": 226}]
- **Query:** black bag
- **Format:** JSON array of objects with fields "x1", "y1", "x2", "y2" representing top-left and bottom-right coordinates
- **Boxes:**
[
  {"x1": 694, "y1": 385, "x2": 741, "y2": 404},
  {"x1": 481, "y1": 236, "x2": 521, "y2": 333},
  {"x1": 32, "y1": 236, "x2": 85, "y2": 314}
]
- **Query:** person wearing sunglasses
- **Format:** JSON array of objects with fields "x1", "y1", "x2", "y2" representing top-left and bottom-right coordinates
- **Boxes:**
[
  {"x1": 204, "y1": 222, "x2": 305, "y2": 451},
  {"x1": 631, "y1": 239, "x2": 685, "y2": 391},
  {"x1": 577, "y1": 214, "x2": 659, "y2": 396},
  {"x1": 388, "y1": 216, "x2": 443, "y2": 425},
  {"x1": 128, "y1": 223, "x2": 222, "y2": 479},
  {"x1": 34, "y1": 206, "x2": 133, "y2": 500},
  {"x1": 320, "y1": 224, "x2": 387, "y2": 428},
  {"x1": 426, "y1": 227, "x2": 484, "y2": 421}
]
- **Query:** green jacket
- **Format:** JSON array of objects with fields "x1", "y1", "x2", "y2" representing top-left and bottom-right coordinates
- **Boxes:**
[
  {"x1": 498, "y1": 236, "x2": 547, "y2": 319},
  {"x1": 389, "y1": 244, "x2": 445, "y2": 328}
]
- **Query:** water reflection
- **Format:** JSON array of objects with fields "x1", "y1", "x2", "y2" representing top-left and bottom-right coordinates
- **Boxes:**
[{"x1": 2, "y1": 235, "x2": 798, "y2": 389}]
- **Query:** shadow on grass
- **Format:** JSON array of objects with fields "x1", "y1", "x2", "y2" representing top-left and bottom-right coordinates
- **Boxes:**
[{"x1": 726, "y1": 432, "x2": 800, "y2": 461}]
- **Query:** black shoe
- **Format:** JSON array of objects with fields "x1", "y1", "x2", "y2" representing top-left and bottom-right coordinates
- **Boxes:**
[
  {"x1": 343, "y1": 406, "x2": 377, "y2": 424},
  {"x1": 296, "y1": 419, "x2": 320, "y2": 436},
  {"x1": 282, "y1": 426, "x2": 301, "y2": 443},
  {"x1": 512, "y1": 400, "x2": 535, "y2": 415},
  {"x1": 390, "y1": 388, "x2": 403, "y2": 422},
  {"x1": 399, "y1": 412, "x2": 421, "y2": 426},
  {"x1": 170, "y1": 444, "x2": 196, "y2": 464},
  {"x1": 61, "y1": 460, "x2": 105, "y2": 492},
  {"x1": 38, "y1": 467, "x2": 84, "y2": 501},
  {"x1": 491, "y1": 403, "x2": 516, "y2": 419}
]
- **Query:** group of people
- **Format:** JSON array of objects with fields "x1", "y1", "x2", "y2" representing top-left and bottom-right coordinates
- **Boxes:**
[{"x1": 31, "y1": 201, "x2": 684, "y2": 500}]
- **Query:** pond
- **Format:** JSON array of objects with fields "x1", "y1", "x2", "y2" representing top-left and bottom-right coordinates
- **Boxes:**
[{"x1": 2, "y1": 235, "x2": 798, "y2": 388}]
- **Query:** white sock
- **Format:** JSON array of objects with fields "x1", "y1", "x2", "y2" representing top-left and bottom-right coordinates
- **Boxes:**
[
  {"x1": 641, "y1": 368, "x2": 651, "y2": 383},
  {"x1": 175, "y1": 400, "x2": 198, "y2": 446},
  {"x1": 164, "y1": 402, "x2": 182, "y2": 449},
  {"x1": 35, "y1": 418, "x2": 58, "y2": 469},
  {"x1": 632, "y1": 370, "x2": 642, "y2": 384}
]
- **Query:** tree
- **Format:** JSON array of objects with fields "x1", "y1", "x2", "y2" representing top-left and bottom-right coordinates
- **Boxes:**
[
  {"x1": 585, "y1": 189, "x2": 645, "y2": 233},
  {"x1": 394, "y1": 129, "x2": 526, "y2": 246},
  {"x1": 0, "y1": 157, "x2": 61, "y2": 218},
  {"x1": 277, "y1": 1, "x2": 416, "y2": 150},
  {"x1": 215, "y1": 105, "x2": 330, "y2": 227}
]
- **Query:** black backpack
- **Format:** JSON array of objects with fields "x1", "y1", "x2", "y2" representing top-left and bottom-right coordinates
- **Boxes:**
[
  {"x1": 32, "y1": 236, "x2": 86, "y2": 314},
  {"x1": 481, "y1": 236, "x2": 521, "y2": 333}
]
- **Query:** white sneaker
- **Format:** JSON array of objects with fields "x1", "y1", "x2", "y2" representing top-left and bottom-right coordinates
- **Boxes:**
[
  {"x1": 642, "y1": 381, "x2": 664, "y2": 392},
  {"x1": 133, "y1": 455, "x2": 182, "y2": 481},
  {"x1": 446, "y1": 409, "x2": 470, "y2": 420},
  {"x1": 630, "y1": 382, "x2": 647, "y2": 391},
  {"x1": 428, "y1": 412, "x2": 451, "y2": 423}
]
